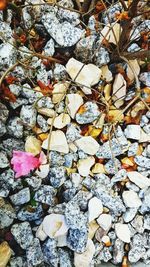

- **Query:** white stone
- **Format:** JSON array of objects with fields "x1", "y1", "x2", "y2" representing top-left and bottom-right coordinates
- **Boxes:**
[
  {"x1": 52, "y1": 82, "x2": 69, "y2": 103},
  {"x1": 69, "y1": 143, "x2": 78, "y2": 152},
  {"x1": 66, "y1": 94, "x2": 83, "y2": 119},
  {"x1": 124, "y1": 125, "x2": 141, "y2": 140},
  {"x1": 139, "y1": 129, "x2": 150, "y2": 143},
  {"x1": 74, "y1": 239, "x2": 95, "y2": 267},
  {"x1": 35, "y1": 164, "x2": 49, "y2": 179},
  {"x1": 127, "y1": 60, "x2": 140, "y2": 82},
  {"x1": 113, "y1": 73, "x2": 126, "y2": 106},
  {"x1": 66, "y1": 58, "x2": 101, "y2": 94},
  {"x1": 122, "y1": 190, "x2": 142, "y2": 208},
  {"x1": 88, "y1": 197, "x2": 103, "y2": 222},
  {"x1": 38, "y1": 108, "x2": 55, "y2": 117},
  {"x1": 97, "y1": 214, "x2": 112, "y2": 231},
  {"x1": 115, "y1": 223, "x2": 131, "y2": 243},
  {"x1": 127, "y1": 171, "x2": 150, "y2": 189},
  {"x1": 75, "y1": 136, "x2": 99, "y2": 155},
  {"x1": 100, "y1": 23, "x2": 122, "y2": 45},
  {"x1": 71, "y1": 173, "x2": 81, "y2": 188},
  {"x1": 42, "y1": 130, "x2": 69, "y2": 154},
  {"x1": 53, "y1": 114, "x2": 71, "y2": 129},
  {"x1": 100, "y1": 65, "x2": 113, "y2": 82},
  {"x1": 56, "y1": 234, "x2": 67, "y2": 247},
  {"x1": 36, "y1": 224, "x2": 47, "y2": 241},
  {"x1": 25, "y1": 136, "x2": 41, "y2": 156},
  {"x1": 77, "y1": 156, "x2": 95, "y2": 177},
  {"x1": 42, "y1": 214, "x2": 68, "y2": 238}
]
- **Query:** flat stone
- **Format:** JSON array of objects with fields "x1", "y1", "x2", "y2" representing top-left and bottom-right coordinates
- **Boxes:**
[
  {"x1": 25, "y1": 136, "x2": 41, "y2": 156},
  {"x1": 127, "y1": 60, "x2": 140, "y2": 82},
  {"x1": 20, "y1": 105, "x2": 37, "y2": 128},
  {"x1": 88, "y1": 197, "x2": 103, "y2": 222},
  {"x1": 42, "y1": 214, "x2": 68, "y2": 238},
  {"x1": 97, "y1": 214, "x2": 112, "y2": 231},
  {"x1": 127, "y1": 171, "x2": 150, "y2": 189},
  {"x1": 11, "y1": 222, "x2": 34, "y2": 249},
  {"x1": 76, "y1": 101, "x2": 100, "y2": 124},
  {"x1": 77, "y1": 156, "x2": 95, "y2": 177},
  {"x1": 122, "y1": 190, "x2": 142, "y2": 208},
  {"x1": 115, "y1": 223, "x2": 131, "y2": 243},
  {"x1": 100, "y1": 65, "x2": 113, "y2": 82},
  {"x1": 26, "y1": 238, "x2": 43, "y2": 267},
  {"x1": 112, "y1": 73, "x2": 126, "y2": 107},
  {"x1": 0, "y1": 152, "x2": 9, "y2": 168},
  {"x1": 0, "y1": 241, "x2": 12, "y2": 267},
  {"x1": 124, "y1": 125, "x2": 141, "y2": 140},
  {"x1": 52, "y1": 82, "x2": 69, "y2": 103},
  {"x1": 42, "y1": 130, "x2": 69, "y2": 153},
  {"x1": 66, "y1": 94, "x2": 83, "y2": 119},
  {"x1": 38, "y1": 108, "x2": 55, "y2": 117},
  {"x1": 53, "y1": 113, "x2": 71, "y2": 129},
  {"x1": 75, "y1": 136, "x2": 99, "y2": 155},
  {"x1": 74, "y1": 239, "x2": 95, "y2": 267},
  {"x1": 10, "y1": 188, "x2": 30, "y2": 206},
  {"x1": 66, "y1": 58, "x2": 101, "y2": 94},
  {"x1": 34, "y1": 185, "x2": 56, "y2": 205}
]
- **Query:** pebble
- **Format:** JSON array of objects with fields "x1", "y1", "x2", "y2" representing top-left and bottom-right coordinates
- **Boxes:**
[
  {"x1": 115, "y1": 223, "x2": 131, "y2": 243},
  {"x1": 75, "y1": 136, "x2": 99, "y2": 155},
  {"x1": 26, "y1": 238, "x2": 43, "y2": 267},
  {"x1": 134, "y1": 155, "x2": 150, "y2": 169},
  {"x1": 17, "y1": 203, "x2": 43, "y2": 222},
  {"x1": 112, "y1": 73, "x2": 126, "y2": 107},
  {"x1": 37, "y1": 115, "x2": 49, "y2": 132},
  {"x1": 0, "y1": 121, "x2": 6, "y2": 137},
  {"x1": 43, "y1": 38, "x2": 55, "y2": 56},
  {"x1": 113, "y1": 238, "x2": 124, "y2": 264},
  {"x1": 0, "y1": 241, "x2": 12, "y2": 267},
  {"x1": 66, "y1": 58, "x2": 101, "y2": 94},
  {"x1": 48, "y1": 166, "x2": 67, "y2": 188},
  {"x1": 10, "y1": 188, "x2": 30, "y2": 206},
  {"x1": 36, "y1": 223, "x2": 47, "y2": 241},
  {"x1": 88, "y1": 197, "x2": 103, "y2": 222},
  {"x1": 0, "y1": 103, "x2": 9, "y2": 123},
  {"x1": 123, "y1": 208, "x2": 138, "y2": 223},
  {"x1": 53, "y1": 113, "x2": 71, "y2": 129},
  {"x1": 0, "y1": 198, "x2": 16, "y2": 228},
  {"x1": 144, "y1": 214, "x2": 150, "y2": 230},
  {"x1": 7, "y1": 117, "x2": 23, "y2": 138},
  {"x1": 42, "y1": 214, "x2": 68, "y2": 238},
  {"x1": 122, "y1": 190, "x2": 142, "y2": 208},
  {"x1": 25, "y1": 136, "x2": 41, "y2": 156},
  {"x1": 66, "y1": 94, "x2": 83, "y2": 119},
  {"x1": 42, "y1": 130, "x2": 69, "y2": 153},
  {"x1": 38, "y1": 107, "x2": 55, "y2": 117},
  {"x1": 0, "y1": 43, "x2": 16, "y2": 69},
  {"x1": 74, "y1": 239, "x2": 95, "y2": 267},
  {"x1": 76, "y1": 101, "x2": 100, "y2": 124},
  {"x1": 0, "y1": 152, "x2": 9, "y2": 168},
  {"x1": 34, "y1": 185, "x2": 56, "y2": 205},
  {"x1": 11, "y1": 222, "x2": 34, "y2": 249},
  {"x1": 94, "y1": 46, "x2": 110, "y2": 67},
  {"x1": 97, "y1": 214, "x2": 112, "y2": 231},
  {"x1": 52, "y1": 82, "x2": 69, "y2": 104},
  {"x1": 77, "y1": 156, "x2": 95, "y2": 177},
  {"x1": 42, "y1": 238, "x2": 59, "y2": 266},
  {"x1": 75, "y1": 35, "x2": 96, "y2": 63},
  {"x1": 100, "y1": 65, "x2": 113, "y2": 82},
  {"x1": 124, "y1": 125, "x2": 141, "y2": 140},
  {"x1": 127, "y1": 171, "x2": 150, "y2": 189},
  {"x1": 20, "y1": 105, "x2": 37, "y2": 128}
]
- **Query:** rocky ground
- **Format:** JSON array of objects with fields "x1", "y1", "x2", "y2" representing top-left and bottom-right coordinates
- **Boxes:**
[{"x1": 0, "y1": 0, "x2": 150, "y2": 266}]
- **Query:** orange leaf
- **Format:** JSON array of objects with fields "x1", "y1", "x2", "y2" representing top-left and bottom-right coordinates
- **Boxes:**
[
  {"x1": 0, "y1": 84, "x2": 16, "y2": 102},
  {"x1": 37, "y1": 80, "x2": 53, "y2": 95}
]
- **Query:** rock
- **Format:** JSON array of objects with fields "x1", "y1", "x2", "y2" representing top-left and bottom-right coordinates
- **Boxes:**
[
  {"x1": 92, "y1": 163, "x2": 106, "y2": 174},
  {"x1": 7, "y1": 117, "x2": 23, "y2": 138},
  {"x1": 131, "y1": 215, "x2": 144, "y2": 234},
  {"x1": 75, "y1": 35, "x2": 96, "y2": 63},
  {"x1": 75, "y1": 136, "x2": 99, "y2": 155},
  {"x1": 0, "y1": 103, "x2": 9, "y2": 123},
  {"x1": 0, "y1": 121, "x2": 6, "y2": 137},
  {"x1": 98, "y1": 247, "x2": 112, "y2": 262},
  {"x1": 0, "y1": 43, "x2": 16, "y2": 69},
  {"x1": 124, "y1": 125, "x2": 141, "y2": 140},
  {"x1": 9, "y1": 256, "x2": 26, "y2": 267},
  {"x1": 17, "y1": 203, "x2": 43, "y2": 221},
  {"x1": 9, "y1": 188, "x2": 30, "y2": 205},
  {"x1": 144, "y1": 214, "x2": 150, "y2": 230},
  {"x1": 100, "y1": 23, "x2": 122, "y2": 44},
  {"x1": 26, "y1": 176, "x2": 41, "y2": 191},
  {"x1": 88, "y1": 220, "x2": 99, "y2": 239},
  {"x1": 25, "y1": 136, "x2": 41, "y2": 156},
  {"x1": 115, "y1": 223, "x2": 131, "y2": 243},
  {"x1": 0, "y1": 241, "x2": 12, "y2": 267},
  {"x1": 97, "y1": 214, "x2": 112, "y2": 231},
  {"x1": 38, "y1": 108, "x2": 55, "y2": 117},
  {"x1": 76, "y1": 102, "x2": 100, "y2": 124},
  {"x1": 42, "y1": 238, "x2": 59, "y2": 266},
  {"x1": 134, "y1": 155, "x2": 150, "y2": 169},
  {"x1": 42, "y1": 130, "x2": 69, "y2": 153},
  {"x1": 42, "y1": 13, "x2": 84, "y2": 47},
  {"x1": 67, "y1": 228, "x2": 88, "y2": 253},
  {"x1": 26, "y1": 238, "x2": 43, "y2": 267},
  {"x1": 36, "y1": 223, "x2": 47, "y2": 241},
  {"x1": 123, "y1": 208, "x2": 137, "y2": 223},
  {"x1": 59, "y1": 248, "x2": 72, "y2": 267},
  {"x1": 122, "y1": 190, "x2": 142, "y2": 208},
  {"x1": 94, "y1": 46, "x2": 110, "y2": 67},
  {"x1": 20, "y1": 105, "x2": 37, "y2": 128},
  {"x1": 127, "y1": 60, "x2": 140, "y2": 82},
  {"x1": 112, "y1": 73, "x2": 126, "y2": 107},
  {"x1": 66, "y1": 123, "x2": 81, "y2": 143},
  {"x1": 0, "y1": 169, "x2": 15, "y2": 198},
  {"x1": 37, "y1": 115, "x2": 49, "y2": 132},
  {"x1": 0, "y1": 198, "x2": 16, "y2": 229},
  {"x1": 66, "y1": 58, "x2": 101, "y2": 94},
  {"x1": 100, "y1": 65, "x2": 113, "y2": 82},
  {"x1": 88, "y1": 197, "x2": 103, "y2": 222},
  {"x1": 11, "y1": 222, "x2": 34, "y2": 249},
  {"x1": 48, "y1": 166, "x2": 67, "y2": 188},
  {"x1": 140, "y1": 129, "x2": 150, "y2": 143},
  {"x1": 74, "y1": 239, "x2": 95, "y2": 267},
  {"x1": 43, "y1": 38, "x2": 55, "y2": 56},
  {"x1": 127, "y1": 171, "x2": 150, "y2": 189},
  {"x1": 0, "y1": 152, "x2": 9, "y2": 168},
  {"x1": 66, "y1": 94, "x2": 83, "y2": 119},
  {"x1": 53, "y1": 113, "x2": 71, "y2": 129},
  {"x1": 21, "y1": 83, "x2": 43, "y2": 104},
  {"x1": 42, "y1": 214, "x2": 68, "y2": 238},
  {"x1": 139, "y1": 72, "x2": 150, "y2": 86},
  {"x1": 36, "y1": 96, "x2": 54, "y2": 109},
  {"x1": 113, "y1": 239, "x2": 124, "y2": 264},
  {"x1": 77, "y1": 156, "x2": 95, "y2": 177},
  {"x1": 34, "y1": 185, "x2": 56, "y2": 205},
  {"x1": 52, "y1": 82, "x2": 69, "y2": 104}
]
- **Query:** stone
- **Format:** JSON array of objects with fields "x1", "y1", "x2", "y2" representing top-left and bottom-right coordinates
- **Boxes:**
[
  {"x1": 43, "y1": 38, "x2": 55, "y2": 56},
  {"x1": 37, "y1": 115, "x2": 49, "y2": 132},
  {"x1": 42, "y1": 238, "x2": 59, "y2": 267},
  {"x1": 123, "y1": 208, "x2": 137, "y2": 223},
  {"x1": 25, "y1": 136, "x2": 41, "y2": 156},
  {"x1": 66, "y1": 123, "x2": 81, "y2": 143},
  {"x1": 100, "y1": 65, "x2": 113, "y2": 82},
  {"x1": 26, "y1": 238, "x2": 43, "y2": 267},
  {"x1": 0, "y1": 241, "x2": 12, "y2": 267},
  {"x1": 122, "y1": 190, "x2": 142, "y2": 208},
  {"x1": 0, "y1": 121, "x2": 6, "y2": 137},
  {"x1": 53, "y1": 113, "x2": 71, "y2": 129},
  {"x1": 0, "y1": 43, "x2": 16, "y2": 69},
  {"x1": 76, "y1": 101, "x2": 100, "y2": 124},
  {"x1": 66, "y1": 94, "x2": 84, "y2": 119},
  {"x1": 59, "y1": 248, "x2": 72, "y2": 267},
  {"x1": 92, "y1": 163, "x2": 106, "y2": 174},
  {"x1": 127, "y1": 171, "x2": 150, "y2": 189},
  {"x1": 88, "y1": 197, "x2": 103, "y2": 222},
  {"x1": 97, "y1": 214, "x2": 112, "y2": 231},
  {"x1": 67, "y1": 228, "x2": 88, "y2": 253},
  {"x1": 97, "y1": 247, "x2": 112, "y2": 262},
  {"x1": 131, "y1": 215, "x2": 144, "y2": 234},
  {"x1": 94, "y1": 46, "x2": 110, "y2": 67},
  {"x1": 75, "y1": 35, "x2": 96, "y2": 63},
  {"x1": 66, "y1": 58, "x2": 101, "y2": 94},
  {"x1": 75, "y1": 136, "x2": 99, "y2": 155},
  {"x1": 88, "y1": 220, "x2": 99, "y2": 239},
  {"x1": 115, "y1": 223, "x2": 131, "y2": 243},
  {"x1": 20, "y1": 105, "x2": 37, "y2": 128},
  {"x1": 144, "y1": 214, "x2": 150, "y2": 230},
  {"x1": 17, "y1": 203, "x2": 43, "y2": 221},
  {"x1": 127, "y1": 60, "x2": 140, "y2": 82},
  {"x1": 74, "y1": 239, "x2": 95, "y2": 267},
  {"x1": 42, "y1": 214, "x2": 68, "y2": 238},
  {"x1": 21, "y1": 83, "x2": 42, "y2": 104},
  {"x1": 113, "y1": 239, "x2": 124, "y2": 264},
  {"x1": 10, "y1": 188, "x2": 30, "y2": 205},
  {"x1": 26, "y1": 176, "x2": 42, "y2": 191},
  {"x1": 140, "y1": 72, "x2": 150, "y2": 87},
  {"x1": 7, "y1": 117, "x2": 23, "y2": 138},
  {"x1": 100, "y1": 23, "x2": 122, "y2": 45},
  {"x1": 135, "y1": 155, "x2": 150, "y2": 169},
  {"x1": 38, "y1": 108, "x2": 55, "y2": 117},
  {"x1": 36, "y1": 96, "x2": 54, "y2": 109},
  {"x1": 34, "y1": 185, "x2": 56, "y2": 205},
  {"x1": 11, "y1": 222, "x2": 34, "y2": 249},
  {"x1": 140, "y1": 129, "x2": 150, "y2": 143},
  {"x1": 0, "y1": 198, "x2": 16, "y2": 229},
  {"x1": 0, "y1": 169, "x2": 15, "y2": 198},
  {"x1": 112, "y1": 73, "x2": 126, "y2": 107},
  {"x1": 124, "y1": 125, "x2": 141, "y2": 140},
  {"x1": 36, "y1": 223, "x2": 47, "y2": 241},
  {"x1": 0, "y1": 152, "x2": 9, "y2": 168},
  {"x1": 77, "y1": 156, "x2": 95, "y2": 177},
  {"x1": 0, "y1": 103, "x2": 9, "y2": 123},
  {"x1": 42, "y1": 130, "x2": 69, "y2": 153},
  {"x1": 48, "y1": 166, "x2": 67, "y2": 188},
  {"x1": 52, "y1": 82, "x2": 69, "y2": 103}
]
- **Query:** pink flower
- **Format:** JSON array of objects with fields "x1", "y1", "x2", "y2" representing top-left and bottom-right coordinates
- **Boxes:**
[{"x1": 11, "y1": 151, "x2": 46, "y2": 178}]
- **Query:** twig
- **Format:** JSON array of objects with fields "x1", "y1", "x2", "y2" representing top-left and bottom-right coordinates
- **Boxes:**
[{"x1": 119, "y1": 0, "x2": 128, "y2": 10}]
